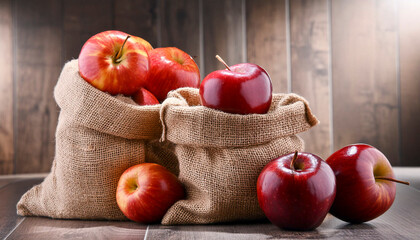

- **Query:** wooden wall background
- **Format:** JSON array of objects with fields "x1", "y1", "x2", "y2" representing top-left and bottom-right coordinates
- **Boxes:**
[{"x1": 0, "y1": 0, "x2": 419, "y2": 174}]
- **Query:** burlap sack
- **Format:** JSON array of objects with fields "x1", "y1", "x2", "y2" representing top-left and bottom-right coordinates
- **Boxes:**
[
  {"x1": 159, "y1": 88, "x2": 319, "y2": 225},
  {"x1": 17, "y1": 59, "x2": 164, "y2": 220}
]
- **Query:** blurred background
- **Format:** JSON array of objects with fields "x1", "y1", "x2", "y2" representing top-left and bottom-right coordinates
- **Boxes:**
[{"x1": 0, "y1": 0, "x2": 419, "y2": 174}]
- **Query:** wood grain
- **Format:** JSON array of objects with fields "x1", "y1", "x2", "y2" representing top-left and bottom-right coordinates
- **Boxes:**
[
  {"x1": 246, "y1": 0, "x2": 288, "y2": 93},
  {"x1": 289, "y1": 0, "x2": 330, "y2": 159},
  {"x1": 0, "y1": 0, "x2": 14, "y2": 174},
  {"x1": 331, "y1": 0, "x2": 400, "y2": 164},
  {"x1": 399, "y1": 0, "x2": 420, "y2": 166},
  {"x1": 7, "y1": 218, "x2": 147, "y2": 240},
  {"x1": 62, "y1": 0, "x2": 113, "y2": 61},
  {"x1": 0, "y1": 178, "x2": 43, "y2": 239},
  {"x1": 114, "y1": 0, "x2": 159, "y2": 48},
  {"x1": 14, "y1": 0, "x2": 62, "y2": 173},
  {"x1": 146, "y1": 184, "x2": 420, "y2": 239},
  {"x1": 394, "y1": 167, "x2": 420, "y2": 191},
  {"x1": 159, "y1": 0, "x2": 200, "y2": 69},
  {"x1": 0, "y1": 172, "x2": 419, "y2": 239},
  {"x1": 203, "y1": 0, "x2": 245, "y2": 77}
]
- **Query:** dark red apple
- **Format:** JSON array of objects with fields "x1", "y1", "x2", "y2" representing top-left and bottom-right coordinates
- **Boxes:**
[
  {"x1": 145, "y1": 47, "x2": 200, "y2": 102},
  {"x1": 78, "y1": 30, "x2": 152, "y2": 95},
  {"x1": 257, "y1": 152, "x2": 336, "y2": 231},
  {"x1": 132, "y1": 88, "x2": 159, "y2": 106},
  {"x1": 326, "y1": 144, "x2": 409, "y2": 223},
  {"x1": 116, "y1": 163, "x2": 185, "y2": 223},
  {"x1": 199, "y1": 55, "x2": 272, "y2": 114}
]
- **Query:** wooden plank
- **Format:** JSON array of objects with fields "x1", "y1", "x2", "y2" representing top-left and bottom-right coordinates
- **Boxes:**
[
  {"x1": 399, "y1": 0, "x2": 420, "y2": 166},
  {"x1": 14, "y1": 0, "x2": 62, "y2": 173},
  {"x1": 62, "y1": 0, "x2": 113, "y2": 61},
  {"x1": 203, "y1": 0, "x2": 245, "y2": 77},
  {"x1": 0, "y1": 0, "x2": 14, "y2": 174},
  {"x1": 0, "y1": 178, "x2": 43, "y2": 239},
  {"x1": 159, "y1": 0, "x2": 200, "y2": 68},
  {"x1": 393, "y1": 167, "x2": 420, "y2": 191},
  {"x1": 246, "y1": 0, "x2": 288, "y2": 93},
  {"x1": 289, "y1": 0, "x2": 330, "y2": 159},
  {"x1": 142, "y1": 185, "x2": 420, "y2": 239},
  {"x1": 331, "y1": 0, "x2": 400, "y2": 164},
  {"x1": 0, "y1": 178, "x2": 19, "y2": 189},
  {"x1": 7, "y1": 217, "x2": 147, "y2": 240},
  {"x1": 113, "y1": 0, "x2": 159, "y2": 48}
]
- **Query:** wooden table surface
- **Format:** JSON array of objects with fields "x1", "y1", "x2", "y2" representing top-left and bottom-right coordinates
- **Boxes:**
[{"x1": 1, "y1": 167, "x2": 419, "y2": 240}]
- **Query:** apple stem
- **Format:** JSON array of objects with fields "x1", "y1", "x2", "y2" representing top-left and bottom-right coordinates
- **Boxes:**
[
  {"x1": 375, "y1": 177, "x2": 410, "y2": 185},
  {"x1": 114, "y1": 35, "x2": 131, "y2": 63},
  {"x1": 290, "y1": 151, "x2": 298, "y2": 171},
  {"x1": 215, "y1": 55, "x2": 231, "y2": 71}
]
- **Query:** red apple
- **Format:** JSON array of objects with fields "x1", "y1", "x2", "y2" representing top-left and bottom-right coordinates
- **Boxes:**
[
  {"x1": 116, "y1": 163, "x2": 185, "y2": 223},
  {"x1": 199, "y1": 55, "x2": 272, "y2": 114},
  {"x1": 145, "y1": 47, "x2": 200, "y2": 102},
  {"x1": 132, "y1": 88, "x2": 159, "y2": 106},
  {"x1": 326, "y1": 144, "x2": 409, "y2": 223},
  {"x1": 78, "y1": 30, "x2": 152, "y2": 95},
  {"x1": 257, "y1": 152, "x2": 336, "y2": 231}
]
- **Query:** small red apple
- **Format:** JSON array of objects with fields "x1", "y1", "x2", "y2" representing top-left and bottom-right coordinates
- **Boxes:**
[
  {"x1": 78, "y1": 30, "x2": 152, "y2": 95},
  {"x1": 257, "y1": 152, "x2": 336, "y2": 231},
  {"x1": 199, "y1": 55, "x2": 272, "y2": 114},
  {"x1": 326, "y1": 144, "x2": 409, "y2": 223},
  {"x1": 132, "y1": 88, "x2": 159, "y2": 106},
  {"x1": 116, "y1": 163, "x2": 185, "y2": 223},
  {"x1": 145, "y1": 47, "x2": 200, "y2": 102}
]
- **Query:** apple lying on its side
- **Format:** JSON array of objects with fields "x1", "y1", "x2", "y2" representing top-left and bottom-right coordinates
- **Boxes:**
[
  {"x1": 132, "y1": 88, "x2": 159, "y2": 106},
  {"x1": 326, "y1": 144, "x2": 409, "y2": 223},
  {"x1": 78, "y1": 30, "x2": 151, "y2": 95},
  {"x1": 257, "y1": 152, "x2": 336, "y2": 231},
  {"x1": 199, "y1": 55, "x2": 272, "y2": 115},
  {"x1": 116, "y1": 163, "x2": 185, "y2": 223},
  {"x1": 145, "y1": 47, "x2": 200, "y2": 102}
]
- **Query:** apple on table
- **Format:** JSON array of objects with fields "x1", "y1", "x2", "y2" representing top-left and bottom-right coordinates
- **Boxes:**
[
  {"x1": 326, "y1": 144, "x2": 409, "y2": 223},
  {"x1": 257, "y1": 151, "x2": 336, "y2": 231},
  {"x1": 199, "y1": 55, "x2": 272, "y2": 115},
  {"x1": 116, "y1": 163, "x2": 185, "y2": 223}
]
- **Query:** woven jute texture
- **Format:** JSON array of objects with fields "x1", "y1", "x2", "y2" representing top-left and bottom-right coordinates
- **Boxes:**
[
  {"x1": 16, "y1": 59, "x2": 162, "y2": 220},
  {"x1": 159, "y1": 88, "x2": 319, "y2": 225}
]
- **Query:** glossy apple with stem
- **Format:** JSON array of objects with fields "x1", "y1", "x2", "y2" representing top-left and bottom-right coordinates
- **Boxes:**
[
  {"x1": 257, "y1": 151, "x2": 336, "y2": 231},
  {"x1": 78, "y1": 30, "x2": 152, "y2": 95},
  {"x1": 116, "y1": 163, "x2": 185, "y2": 223},
  {"x1": 326, "y1": 144, "x2": 409, "y2": 223},
  {"x1": 145, "y1": 47, "x2": 200, "y2": 102},
  {"x1": 132, "y1": 88, "x2": 159, "y2": 106},
  {"x1": 199, "y1": 55, "x2": 272, "y2": 114}
]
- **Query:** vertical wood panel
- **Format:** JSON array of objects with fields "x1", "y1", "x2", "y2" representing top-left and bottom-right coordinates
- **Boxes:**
[
  {"x1": 0, "y1": 0, "x2": 14, "y2": 174},
  {"x1": 399, "y1": 0, "x2": 420, "y2": 166},
  {"x1": 246, "y1": 0, "x2": 288, "y2": 93},
  {"x1": 63, "y1": 0, "x2": 113, "y2": 61},
  {"x1": 331, "y1": 0, "x2": 400, "y2": 164},
  {"x1": 14, "y1": 0, "x2": 62, "y2": 173},
  {"x1": 114, "y1": 0, "x2": 159, "y2": 48},
  {"x1": 203, "y1": 0, "x2": 245, "y2": 76},
  {"x1": 160, "y1": 0, "x2": 200, "y2": 69},
  {"x1": 290, "y1": 0, "x2": 330, "y2": 158}
]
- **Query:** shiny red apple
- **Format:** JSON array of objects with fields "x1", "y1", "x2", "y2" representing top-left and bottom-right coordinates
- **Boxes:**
[
  {"x1": 199, "y1": 55, "x2": 272, "y2": 114},
  {"x1": 145, "y1": 47, "x2": 200, "y2": 102},
  {"x1": 78, "y1": 30, "x2": 152, "y2": 95},
  {"x1": 257, "y1": 152, "x2": 336, "y2": 231},
  {"x1": 132, "y1": 88, "x2": 159, "y2": 106},
  {"x1": 116, "y1": 163, "x2": 185, "y2": 223},
  {"x1": 326, "y1": 144, "x2": 409, "y2": 223}
]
